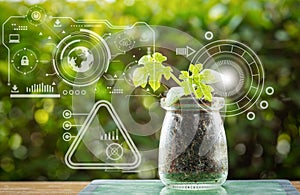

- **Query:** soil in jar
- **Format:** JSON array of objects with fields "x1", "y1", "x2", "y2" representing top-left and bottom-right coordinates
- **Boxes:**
[{"x1": 160, "y1": 108, "x2": 227, "y2": 183}]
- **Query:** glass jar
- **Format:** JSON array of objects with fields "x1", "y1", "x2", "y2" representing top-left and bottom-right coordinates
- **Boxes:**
[{"x1": 159, "y1": 97, "x2": 228, "y2": 189}]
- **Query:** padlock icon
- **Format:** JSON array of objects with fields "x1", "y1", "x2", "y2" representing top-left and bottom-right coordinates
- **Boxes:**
[{"x1": 21, "y1": 55, "x2": 29, "y2": 66}]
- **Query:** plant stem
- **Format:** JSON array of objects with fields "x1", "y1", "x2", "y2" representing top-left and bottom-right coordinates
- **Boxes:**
[{"x1": 170, "y1": 73, "x2": 182, "y2": 86}]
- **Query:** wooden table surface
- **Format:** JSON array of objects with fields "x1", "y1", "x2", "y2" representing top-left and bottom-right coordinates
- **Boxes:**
[
  {"x1": 292, "y1": 181, "x2": 300, "y2": 191},
  {"x1": 0, "y1": 181, "x2": 299, "y2": 194}
]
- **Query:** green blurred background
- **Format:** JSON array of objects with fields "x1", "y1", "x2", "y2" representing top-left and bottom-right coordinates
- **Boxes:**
[{"x1": 0, "y1": 0, "x2": 300, "y2": 181}]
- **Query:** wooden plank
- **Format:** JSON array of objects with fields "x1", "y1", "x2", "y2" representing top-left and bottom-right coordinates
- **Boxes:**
[
  {"x1": 0, "y1": 182, "x2": 89, "y2": 195},
  {"x1": 291, "y1": 181, "x2": 300, "y2": 192},
  {"x1": 0, "y1": 181, "x2": 299, "y2": 194}
]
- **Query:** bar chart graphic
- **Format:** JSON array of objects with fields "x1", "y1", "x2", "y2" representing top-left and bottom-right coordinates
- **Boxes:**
[
  {"x1": 10, "y1": 82, "x2": 61, "y2": 98},
  {"x1": 100, "y1": 129, "x2": 119, "y2": 141},
  {"x1": 26, "y1": 83, "x2": 54, "y2": 93}
]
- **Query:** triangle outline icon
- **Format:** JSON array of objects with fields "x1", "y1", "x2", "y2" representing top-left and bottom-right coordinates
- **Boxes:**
[
  {"x1": 65, "y1": 100, "x2": 141, "y2": 170},
  {"x1": 186, "y1": 45, "x2": 196, "y2": 57}
]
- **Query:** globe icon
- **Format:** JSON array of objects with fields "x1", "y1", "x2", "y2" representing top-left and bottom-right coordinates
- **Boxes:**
[{"x1": 67, "y1": 46, "x2": 94, "y2": 73}]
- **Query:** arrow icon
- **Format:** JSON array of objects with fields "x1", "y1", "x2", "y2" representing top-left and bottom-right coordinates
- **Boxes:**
[
  {"x1": 186, "y1": 46, "x2": 196, "y2": 57},
  {"x1": 54, "y1": 19, "x2": 61, "y2": 27},
  {"x1": 11, "y1": 85, "x2": 19, "y2": 93},
  {"x1": 12, "y1": 85, "x2": 18, "y2": 91},
  {"x1": 175, "y1": 46, "x2": 196, "y2": 57}
]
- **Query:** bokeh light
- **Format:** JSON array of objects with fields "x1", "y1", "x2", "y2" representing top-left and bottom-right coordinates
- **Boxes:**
[
  {"x1": 0, "y1": 0, "x2": 299, "y2": 181},
  {"x1": 34, "y1": 109, "x2": 49, "y2": 125}
]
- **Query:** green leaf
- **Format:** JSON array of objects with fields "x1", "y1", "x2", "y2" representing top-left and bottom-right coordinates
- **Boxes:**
[
  {"x1": 204, "y1": 91, "x2": 213, "y2": 102},
  {"x1": 194, "y1": 87, "x2": 203, "y2": 99},
  {"x1": 199, "y1": 83, "x2": 214, "y2": 102},
  {"x1": 138, "y1": 55, "x2": 152, "y2": 65},
  {"x1": 153, "y1": 52, "x2": 167, "y2": 63},
  {"x1": 180, "y1": 80, "x2": 193, "y2": 95},
  {"x1": 195, "y1": 64, "x2": 203, "y2": 72},
  {"x1": 149, "y1": 67, "x2": 163, "y2": 91},
  {"x1": 149, "y1": 80, "x2": 161, "y2": 91},
  {"x1": 132, "y1": 53, "x2": 172, "y2": 91},
  {"x1": 132, "y1": 67, "x2": 148, "y2": 88},
  {"x1": 178, "y1": 63, "x2": 216, "y2": 102},
  {"x1": 164, "y1": 67, "x2": 172, "y2": 80},
  {"x1": 201, "y1": 69, "x2": 217, "y2": 84},
  {"x1": 179, "y1": 71, "x2": 189, "y2": 80},
  {"x1": 188, "y1": 64, "x2": 196, "y2": 74},
  {"x1": 188, "y1": 63, "x2": 203, "y2": 75}
]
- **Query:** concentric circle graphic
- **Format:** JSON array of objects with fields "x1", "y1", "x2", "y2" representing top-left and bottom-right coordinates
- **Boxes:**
[
  {"x1": 26, "y1": 6, "x2": 47, "y2": 26},
  {"x1": 63, "y1": 121, "x2": 72, "y2": 130},
  {"x1": 11, "y1": 48, "x2": 38, "y2": 75},
  {"x1": 53, "y1": 29, "x2": 111, "y2": 86},
  {"x1": 192, "y1": 40, "x2": 264, "y2": 117},
  {"x1": 106, "y1": 143, "x2": 124, "y2": 161},
  {"x1": 63, "y1": 132, "x2": 72, "y2": 142},
  {"x1": 62, "y1": 110, "x2": 72, "y2": 119}
]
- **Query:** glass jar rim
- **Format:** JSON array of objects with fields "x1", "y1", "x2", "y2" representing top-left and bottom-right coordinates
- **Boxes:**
[{"x1": 160, "y1": 96, "x2": 225, "y2": 111}]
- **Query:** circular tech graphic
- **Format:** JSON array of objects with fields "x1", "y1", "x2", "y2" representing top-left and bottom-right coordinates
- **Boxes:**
[
  {"x1": 114, "y1": 31, "x2": 135, "y2": 52},
  {"x1": 192, "y1": 40, "x2": 264, "y2": 117},
  {"x1": 11, "y1": 48, "x2": 38, "y2": 75},
  {"x1": 67, "y1": 46, "x2": 94, "y2": 73},
  {"x1": 106, "y1": 143, "x2": 124, "y2": 161},
  {"x1": 26, "y1": 6, "x2": 47, "y2": 26},
  {"x1": 124, "y1": 61, "x2": 138, "y2": 86},
  {"x1": 53, "y1": 29, "x2": 111, "y2": 86},
  {"x1": 63, "y1": 132, "x2": 72, "y2": 142}
]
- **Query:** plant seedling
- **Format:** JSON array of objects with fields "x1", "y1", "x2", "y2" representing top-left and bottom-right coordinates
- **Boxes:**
[{"x1": 132, "y1": 52, "x2": 219, "y2": 106}]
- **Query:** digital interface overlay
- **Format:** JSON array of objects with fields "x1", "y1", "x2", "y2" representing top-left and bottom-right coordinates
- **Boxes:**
[{"x1": 2, "y1": 5, "x2": 275, "y2": 172}]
